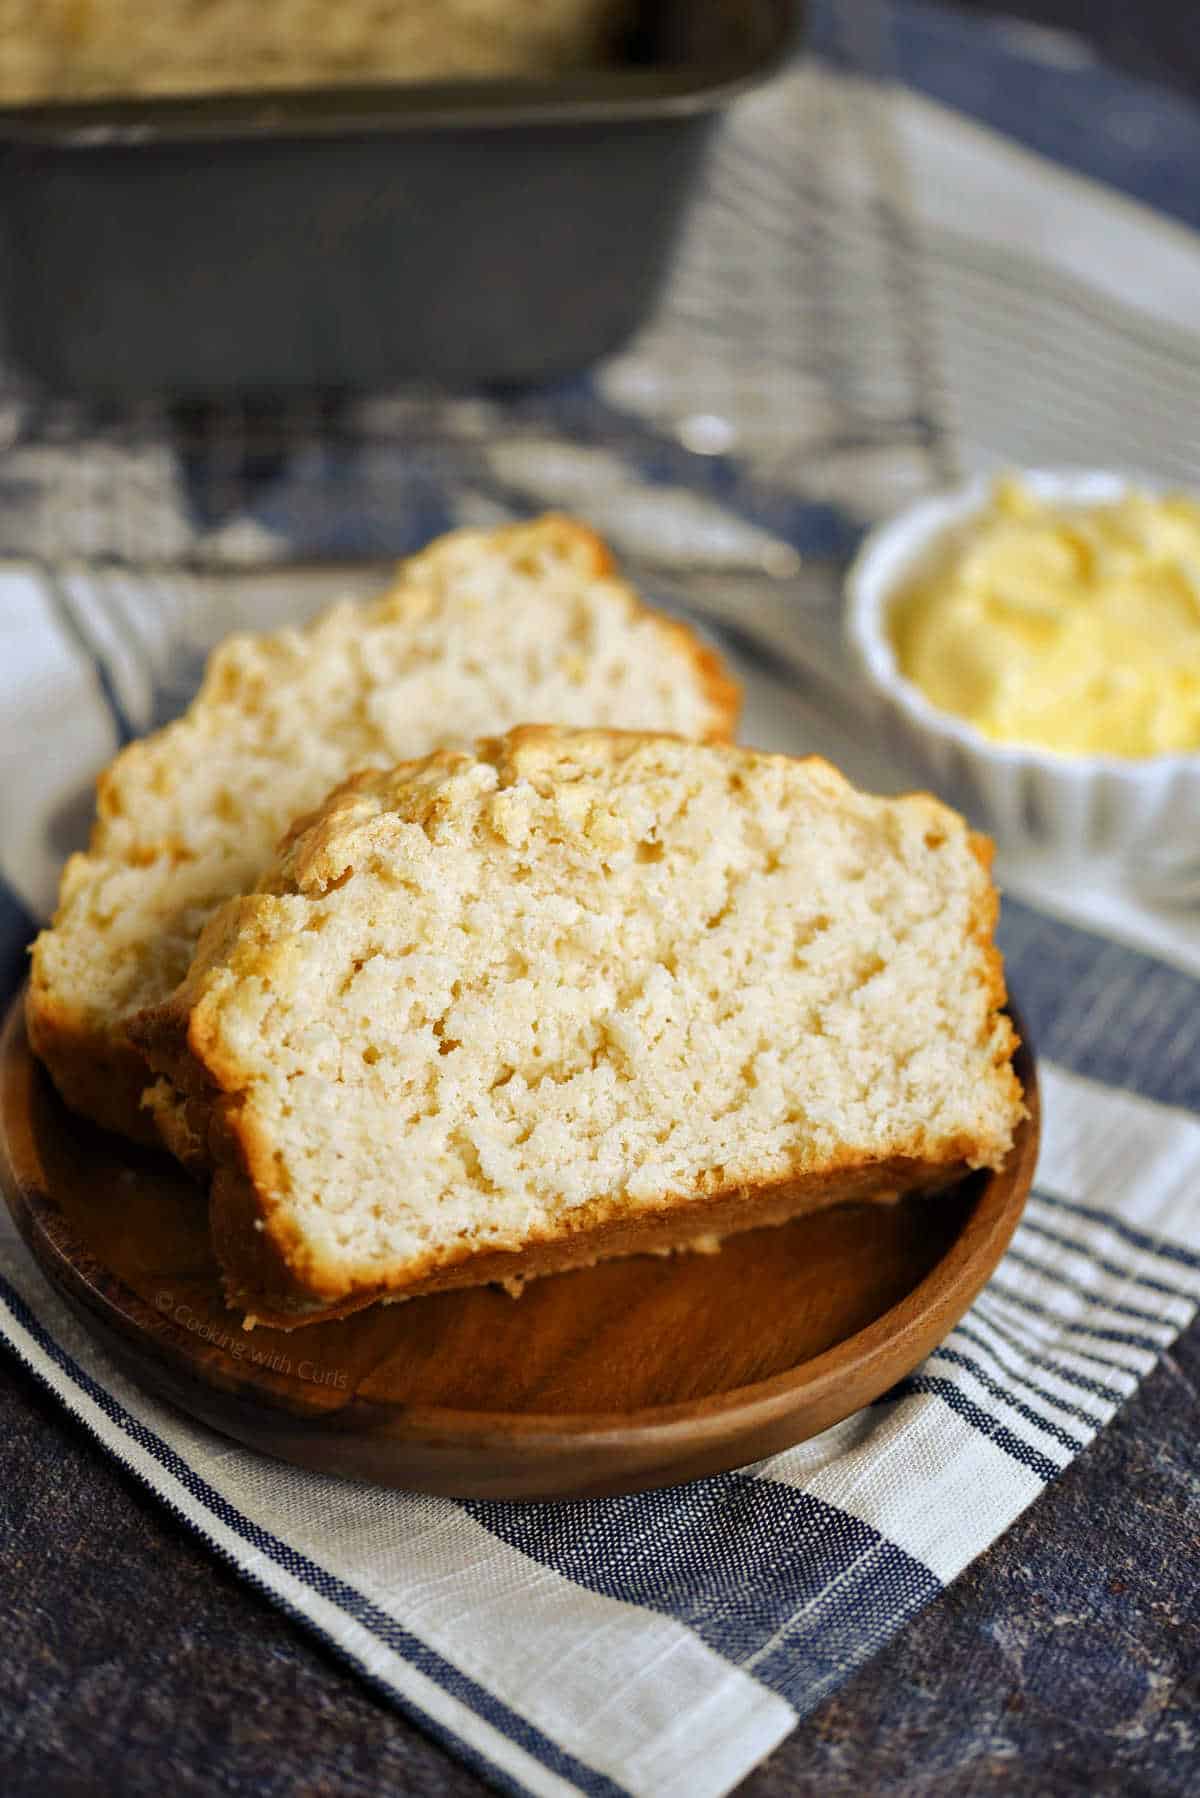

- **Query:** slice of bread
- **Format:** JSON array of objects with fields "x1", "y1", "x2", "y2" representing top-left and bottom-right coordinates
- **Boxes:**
[
  {"x1": 132, "y1": 727, "x2": 1025, "y2": 1328},
  {"x1": 27, "y1": 519, "x2": 737, "y2": 1143}
]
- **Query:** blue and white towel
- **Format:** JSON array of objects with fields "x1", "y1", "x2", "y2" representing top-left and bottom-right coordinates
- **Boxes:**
[{"x1": 3, "y1": 6, "x2": 1200, "y2": 1795}]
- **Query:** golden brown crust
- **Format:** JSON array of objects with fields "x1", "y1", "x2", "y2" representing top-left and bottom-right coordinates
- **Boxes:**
[
  {"x1": 24, "y1": 973, "x2": 159, "y2": 1146},
  {"x1": 489, "y1": 516, "x2": 740, "y2": 742},
  {"x1": 425, "y1": 514, "x2": 740, "y2": 743},
  {"x1": 458, "y1": 512, "x2": 616, "y2": 580},
  {"x1": 651, "y1": 616, "x2": 741, "y2": 743},
  {"x1": 131, "y1": 726, "x2": 1024, "y2": 1329},
  {"x1": 211, "y1": 1143, "x2": 974, "y2": 1331},
  {"x1": 30, "y1": 516, "x2": 738, "y2": 1146},
  {"x1": 966, "y1": 828, "x2": 1024, "y2": 1123}
]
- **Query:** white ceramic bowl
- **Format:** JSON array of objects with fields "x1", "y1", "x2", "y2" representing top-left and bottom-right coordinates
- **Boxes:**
[{"x1": 844, "y1": 468, "x2": 1200, "y2": 866}]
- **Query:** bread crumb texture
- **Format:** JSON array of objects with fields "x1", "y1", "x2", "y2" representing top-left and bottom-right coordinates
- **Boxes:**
[
  {"x1": 27, "y1": 518, "x2": 737, "y2": 1138},
  {"x1": 134, "y1": 728, "x2": 1024, "y2": 1318}
]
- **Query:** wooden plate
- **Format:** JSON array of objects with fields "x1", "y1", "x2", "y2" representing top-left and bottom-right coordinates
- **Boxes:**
[{"x1": 0, "y1": 991, "x2": 1038, "y2": 1498}]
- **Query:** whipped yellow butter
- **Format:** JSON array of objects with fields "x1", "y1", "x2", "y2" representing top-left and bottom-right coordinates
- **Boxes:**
[{"x1": 890, "y1": 477, "x2": 1200, "y2": 757}]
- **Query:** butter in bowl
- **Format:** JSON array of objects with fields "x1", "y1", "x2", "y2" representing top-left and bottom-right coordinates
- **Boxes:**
[{"x1": 845, "y1": 469, "x2": 1200, "y2": 869}]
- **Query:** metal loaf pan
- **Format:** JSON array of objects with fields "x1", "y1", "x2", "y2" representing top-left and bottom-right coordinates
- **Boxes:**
[{"x1": 0, "y1": 2, "x2": 799, "y2": 395}]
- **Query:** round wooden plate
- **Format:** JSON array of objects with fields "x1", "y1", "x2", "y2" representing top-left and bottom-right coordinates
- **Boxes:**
[{"x1": 0, "y1": 991, "x2": 1038, "y2": 1498}]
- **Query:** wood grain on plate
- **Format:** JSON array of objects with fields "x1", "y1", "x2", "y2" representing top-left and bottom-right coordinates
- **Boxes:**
[{"x1": 0, "y1": 990, "x2": 1038, "y2": 1498}]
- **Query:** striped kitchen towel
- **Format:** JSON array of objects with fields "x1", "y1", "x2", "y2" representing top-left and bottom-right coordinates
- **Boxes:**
[
  {"x1": 2, "y1": 563, "x2": 1199, "y2": 1798},
  {"x1": 3, "y1": 5, "x2": 1200, "y2": 1794}
]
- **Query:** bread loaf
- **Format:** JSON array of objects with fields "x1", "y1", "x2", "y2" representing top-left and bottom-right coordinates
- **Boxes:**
[
  {"x1": 28, "y1": 519, "x2": 737, "y2": 1142},
  {"x1": 0, "y1": 1, "x2": 629, "y2": 104},
  {"x1": 132, "y1": 727, "x2": 1024, "y2": 1328}
]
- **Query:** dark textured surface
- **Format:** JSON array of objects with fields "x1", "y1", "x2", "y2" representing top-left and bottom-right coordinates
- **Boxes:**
[
  {"x1": 748, "y1": 1318, "x2": 1200, "y2": 1797},
  {"x1": 2, "y1": 1315, "x2": 1197, "y2": 1796}
]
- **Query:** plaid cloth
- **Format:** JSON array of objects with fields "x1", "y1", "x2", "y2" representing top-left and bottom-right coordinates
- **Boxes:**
[{"x1": 3, "y1": 6, "x2": 1200, "y2": 1794}]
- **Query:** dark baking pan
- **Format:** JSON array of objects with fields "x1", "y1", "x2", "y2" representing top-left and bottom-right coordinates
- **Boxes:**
[{"x1": 0, "y1": 1, "x2": 800, "y2": 395}]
